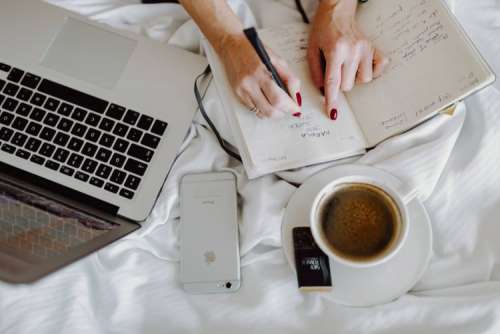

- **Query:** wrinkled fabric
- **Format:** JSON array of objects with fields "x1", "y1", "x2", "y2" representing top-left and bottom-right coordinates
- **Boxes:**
[{"x1": 1, "y1": 1, "x2": 500, "y2": 333}]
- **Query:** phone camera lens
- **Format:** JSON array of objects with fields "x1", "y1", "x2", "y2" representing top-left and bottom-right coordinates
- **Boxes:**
[{"x1": 225, "y1": 282, "x2": 232, "y2": 289}]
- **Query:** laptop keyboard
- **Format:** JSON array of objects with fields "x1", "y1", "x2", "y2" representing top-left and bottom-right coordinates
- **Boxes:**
[{"x1": 0, "y1": 63, "x2": 168, "y2": 201}]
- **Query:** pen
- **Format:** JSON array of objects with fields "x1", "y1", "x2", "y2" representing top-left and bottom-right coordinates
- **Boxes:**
[{"x1": 243, "y1": 27, "x2": 289, "y2": 96}]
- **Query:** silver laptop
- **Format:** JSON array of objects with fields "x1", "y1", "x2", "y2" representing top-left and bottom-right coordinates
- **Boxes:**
[{"x1": 0, "y1": 0, "x2": 207, "y2": 283}]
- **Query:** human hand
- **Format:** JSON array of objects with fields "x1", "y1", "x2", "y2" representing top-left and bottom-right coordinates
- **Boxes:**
[
  {"x1": 307, "y1": 0, "x2": 389, "y2": 120},
  {"x1": 216, "y1": 33, "x2": 302, "y2": 119}
]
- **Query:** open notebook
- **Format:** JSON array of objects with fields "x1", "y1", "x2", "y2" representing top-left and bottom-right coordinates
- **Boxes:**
[{"x1": 204, "y1": 0, "x2": 495, "y2": 179}]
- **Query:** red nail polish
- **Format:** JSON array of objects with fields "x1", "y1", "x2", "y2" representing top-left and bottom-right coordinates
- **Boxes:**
[
  {"x1": 293, "y1": 112, "x2": 302, "y2": 118},
  {"x1": 330, "y1": 108, "x2": 338, "y2": 121},
  {"x1": 296, "y1": 92, "x2": 302, "y2": 107}
]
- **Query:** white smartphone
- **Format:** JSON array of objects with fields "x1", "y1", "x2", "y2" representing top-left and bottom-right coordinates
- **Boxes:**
[{"x1": 180, "y1": 171, "x2": 240, "y2": 293}]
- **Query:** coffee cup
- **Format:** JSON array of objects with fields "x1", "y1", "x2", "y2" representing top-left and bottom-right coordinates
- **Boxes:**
[{"x1": 310, "y1": 176, "x2": 416, "y2": 268}]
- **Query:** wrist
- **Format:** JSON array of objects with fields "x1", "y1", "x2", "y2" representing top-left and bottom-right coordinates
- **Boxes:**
[{"x1": 213, "y1": 31, "x2": 246, "y2": 56}]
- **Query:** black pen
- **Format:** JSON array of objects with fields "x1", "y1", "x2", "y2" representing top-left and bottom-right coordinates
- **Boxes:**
[{"x1": 243, "y1": 27, "x2": 289, "y2": 96}]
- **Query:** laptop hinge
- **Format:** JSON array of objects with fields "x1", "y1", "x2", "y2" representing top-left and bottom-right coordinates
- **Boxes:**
[{"x1": 0, "y1": 160, "x2": 119, "y2": 216}]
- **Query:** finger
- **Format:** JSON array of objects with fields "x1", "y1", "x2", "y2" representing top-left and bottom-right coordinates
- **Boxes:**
[
  {"x1": 261, "y1": 78, "x2": 301, "y2": 117},
  {"x1": 356, "y1": 47, "x2": 374, "y2": 84},
  {"x1": 269, "y1": 51, "x2": 302, "y2": 107},
  {"x1": 307, "y1": 46, "x2": 325, "y2": 92},
  {"x1": 341, "y1": 54, "x2": 361, "y2": 92},
  {"x1": 248, "y1": 83, "x2": 284, "y2": 119},
  {"x1": 324, "y1": 50, "x2": 344, "y2": 118},
  {"x1": 373, "y1": 49, "x2": 390, "y2": 78}
]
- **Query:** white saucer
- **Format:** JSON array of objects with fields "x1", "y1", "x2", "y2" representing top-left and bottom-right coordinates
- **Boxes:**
[{"x1": 281, "y1": 165, "x2": 433, "y2": 307}]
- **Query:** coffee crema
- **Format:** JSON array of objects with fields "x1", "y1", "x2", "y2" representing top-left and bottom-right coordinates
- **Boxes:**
[{"x1": 319, "y1": 183, "x2": 401, "y2": 261}]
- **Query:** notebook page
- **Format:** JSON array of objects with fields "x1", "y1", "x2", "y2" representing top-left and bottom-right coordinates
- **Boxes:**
[
  {"x1": 347, "y1": 0, "x2": 494, "y2": 147},
  {"x1": 251, "y1": 25, "x2": 366, "y2": 171}
]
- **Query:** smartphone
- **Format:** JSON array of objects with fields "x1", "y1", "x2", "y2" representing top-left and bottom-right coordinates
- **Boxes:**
[{"x1": 180, "y1": 172, "x2": 240, "y2": 293}]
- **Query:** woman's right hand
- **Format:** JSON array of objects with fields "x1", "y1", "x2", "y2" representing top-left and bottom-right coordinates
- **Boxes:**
[{"x1": 215, "y1": 33, "x2": 302, "y2": 119}]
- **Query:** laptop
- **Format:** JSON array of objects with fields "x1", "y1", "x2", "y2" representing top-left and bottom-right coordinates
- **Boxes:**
[{"x1": 0, "y1": 0, "x2": 207, "y2": 283}]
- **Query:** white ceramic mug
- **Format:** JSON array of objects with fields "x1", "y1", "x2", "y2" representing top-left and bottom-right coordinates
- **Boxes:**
[{"x1": 310, "y1": 176, "x2": 417, "y2": 268}]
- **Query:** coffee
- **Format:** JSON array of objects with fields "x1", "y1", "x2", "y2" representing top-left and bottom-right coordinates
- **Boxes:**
[{"x1": 318, "y1": 183, "x2": 401, "y2": 261}]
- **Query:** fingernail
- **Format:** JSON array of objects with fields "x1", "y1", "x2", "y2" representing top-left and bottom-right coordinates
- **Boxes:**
[
  {"x1": 320, "y1": 87, "x2": 325, "y2": 96},
  {"x1": 330, "y1": 108, "x2": 338, "y2": 121},
  {"x1": 293, "y1": 112, "x2": 302, "y2": 118},
  {"x1": 296, "y1": 92, "x2": 302, "y2": 107}
]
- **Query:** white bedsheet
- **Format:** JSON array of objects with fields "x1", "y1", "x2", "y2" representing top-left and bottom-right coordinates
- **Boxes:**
[{"x1": 1, "y1": 1, "x2": 500, "y2": 333}]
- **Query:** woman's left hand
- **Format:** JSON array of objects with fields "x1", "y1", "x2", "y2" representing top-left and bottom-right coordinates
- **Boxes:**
[{"x1": 307, "y1": 0, "x2": 389, "y2": 120}]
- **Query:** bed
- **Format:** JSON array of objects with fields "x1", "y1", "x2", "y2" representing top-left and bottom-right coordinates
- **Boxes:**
[{"x1": 1, "y1": 0, "x2": 500, "y2": 333}]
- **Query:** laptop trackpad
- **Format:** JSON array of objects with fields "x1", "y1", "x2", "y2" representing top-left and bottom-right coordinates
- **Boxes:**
[{"x1": 42, "y1": 18, "x2": 136, "y2": 89}]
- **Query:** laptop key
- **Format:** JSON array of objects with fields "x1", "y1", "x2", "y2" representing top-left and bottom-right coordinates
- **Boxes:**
[
  {"x1": 17, "y1": 87, "x2": 33, "y2": 101},
  {"x1": 60, "y1": 166, "x2": 75, "y2": 177},
  {"x1": 71, "y1": 107, "x2": 87, "y2": 121},
  {"x1": 16, "y1": 103, "x2": 32, "y2": 117},
  {"x1": 82, "y1": 158, "x2": 98, "y2": 173},
  {"x1": 0, "y1": 63, "x2": 11, "y2": 72},
  {"x1": 119, "y1": 188, "x2": 134, "y2": 199},
  {"x1": 25, "y1": 137, "x2": 42, "y2": 152},
  {"x1": 45, "y1": 160, "x2": 60, "y2": 171},
  {"x1": 57, "y1": 118, "x2": 74, "y2": 132},
  {"x1": 4, "y1": 83, "x2": 20, "y2": 96},
  {"x1": 123, "y1": 110, "x2": 140, "y2": 125},
  {"x1": 125, "y1": 175, "x2": 141, "y2": 190},
  {"x1": 151, "y1": 120, "x2": 168, "y2": 136},
  {"x1": 1, "y1": 143, "x2": 16, "y2": 154},
  {"x1": 15, "y1": 149, "x2": 30, "y2": 160},
  {"x1": 21, "y1": 73, "x2": 41, "y2": 89},
  {"x1": 0, "y1": 127, "x2": 14, "y2": 141},
  {"x1": 26, "y1": 122, "x2": 42, "y2": 136},
  {"x1": 96, "y1": 164, "x2": 112, "y2": 179},
  {"x1": 137, "y1": 115, "x2": 153, "y2": 131},
  {"x1": 96, "y1": 147, "x2": 112, "y2": 163},
  {"x1": 89, "y1": 177, "x2": 104, "y2": 188},
  {"x1": 99, "y1": 117, "x2": 115, "y2": 132},
  {"x1": 128, "y1": 144, "x2": 154, "y2": 162},
  {"x1": 110, "y1": 170, "x2": 126, "y2": 185},
  {"x1": 71, "y1": 123, "x2": 87, "y2": 138},
  {"x1": 43, "y1": 113, "x2": 60, "y2": 127},
  {"x1": 30, "y1": 108, "x2": 46, "y2": 121},
  {"x1": 85, "y1": 128, "x2": 100, "y2": 142},
  {"x1": 0, "y1": 112, "x2": 14, "y2": 126},
  {"x1": 85, "y1": 112, "x2": 101, "y2": 127},
  {"x1": 57, "y1": 103, "x2": 73, "y2": 116},
  {"x1": 113, "y1": 123, "x2": 129, "y2": 137},
  {"x1": 40, "y1": 143, "x2": 56, "y2": 158},
  {"x1": 113, "y1": 138, "x2": 129, "y2": 153},
  {"x1": 40, "y1": 127, "x2": 56, "y2": 141},
  {"x1": 110, "y1": 153, "x2": 126, "y2": 168},
  {"x1": 141, "y1": 133, "x2": 161, "y2": 149},
  {"x1": 3, "y1": 97, "x2": 18, "y2": 111},
  {"x1": 31, "y1": 92, "x2": 46, "y2": 106},
  {"x1": 38, "y1": 79, "x2": 109, "y2": 114},
  {"x1": 54, "y1": 148, "x2": 69, "y2": 163},
  {"x1": 99, "y1": 133, "x2": 115, "y2": 148},
  {"x1": 106, "y1": 104, "x2": 125, "y2": 120},
  {"x1": 0, "y1": 93, "x2": 4, "y2": 105},
  {"x1": 82, "y1": 142, "x2": 98, "y2": 157},
  {"x1": 75, "y1": 171, "x2": 90, "y2": 182},
  {"x1": 11, "y1": 132, "x2": 28, "y2": 147},
  {"x1": 68, "y1": 153, "x2": 84, "y2": 168},
  {"x1": 44, "y1": 98, "x2": 60, "y2": 112},
  {"x1": 12, "y1": 117, "x2": 28, "y2": 131},
  {"x1": 127, "y1": 128, "x2": 143, "y2": 142},
  {"x1": 68, "y1": 138, "x2": 84, "y2": 152},
  {"x1": 30, "y1": 154, "x2": 45, "y2": 165},
  {"x1": 54, "y1": 132, "x2": 70, "y2": 147},
  {"x1": 124, "y1": 158, "x2": 147, "y2": 176},
  {"x1": 0, "y1": 81, "x2": 4, "y2": 92},
  {"x1": 104, "y1": 183, "x2": 119, "y2": 194},
  {"x1": 7, "y1": 68, "x2": 24, "y2": 83}
]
